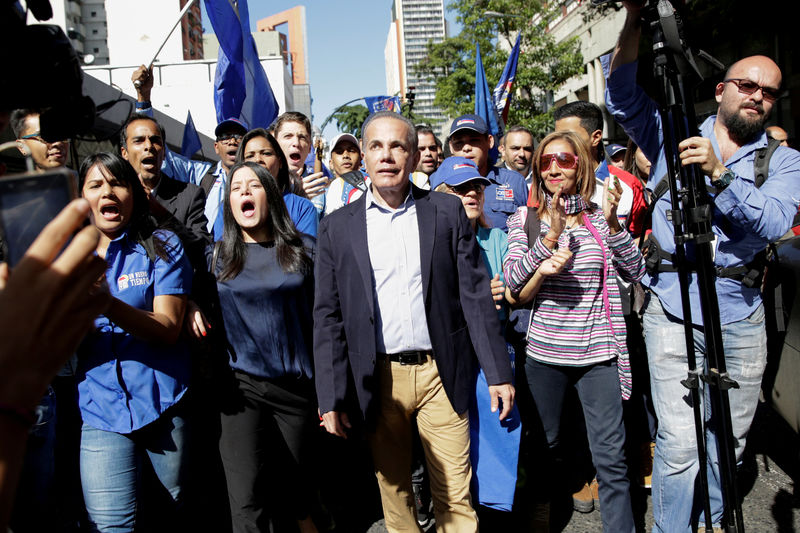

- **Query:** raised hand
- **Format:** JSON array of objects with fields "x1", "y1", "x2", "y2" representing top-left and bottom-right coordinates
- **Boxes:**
[{"x1": 602, "y1": 176, "x2": 624, "y2": 233}]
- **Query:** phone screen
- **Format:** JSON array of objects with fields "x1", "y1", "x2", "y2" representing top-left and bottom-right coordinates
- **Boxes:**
[{"x1": 0, "y1": 169, "x2": 77, "y2": 266}]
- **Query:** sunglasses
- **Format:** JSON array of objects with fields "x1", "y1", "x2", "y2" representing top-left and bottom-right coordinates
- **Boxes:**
[
  {"x1": 20, "y1": 132, "x2": 69, "y2": 144},
  {"x1": 724, "y1": 78, "x2": 781, "y2": 103},
  {"x1": 540, "y1": 152, "x2": 578, "y2": 170},
  {"x1": 217, "y1": 133, "x2": 244, "y2": 143},
  {"x1": 449, "y1": 181, "x2": 484, "y2": 195}
]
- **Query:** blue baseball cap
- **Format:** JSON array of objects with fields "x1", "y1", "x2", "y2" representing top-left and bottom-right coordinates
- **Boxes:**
[
  {"x1": 215, "y1": 117, "x2": 249, "y2": 138},
  {"x1": 449, "y1": 114, "x2": 489, "y2": 136},
  {"x1": 430, "y1": 156, "x2": 491, "y2": 190},
  {"x1": 606, "y1": 143, "x2": 626, "y2": 158}
]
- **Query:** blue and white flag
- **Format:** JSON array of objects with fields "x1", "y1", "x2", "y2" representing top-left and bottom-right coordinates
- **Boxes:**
[
  {"x1": 493, "y1": 33, "x2": 521, "y2": 123},
  {"x1": 474, "y1": 44, "x2": 502, "y2": 164},
  {"x1": 180, "y1": 110, "x2": 202, "y2": 157},
  {"x1": 364, "y1": 95, "x2": 402, "y2": 114},
  {"x1": 204, "y1": 0, "x2": 278, "y2": 129}
]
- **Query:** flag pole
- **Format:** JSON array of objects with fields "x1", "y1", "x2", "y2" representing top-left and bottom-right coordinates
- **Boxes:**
[{"x1": 134, "y1": 0, "x2": 199, "y2": 88}]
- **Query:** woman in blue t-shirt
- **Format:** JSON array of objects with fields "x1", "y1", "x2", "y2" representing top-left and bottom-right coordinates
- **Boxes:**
[
  {"x1": 236, "y1": 128, "x2": 318, "y2": 238},
  {"x1": 76, "y1": 152, "x2": 193, "y2": 531},
  {"x1": 188, "y1": 161, "x2": 317, "y2": 532}
]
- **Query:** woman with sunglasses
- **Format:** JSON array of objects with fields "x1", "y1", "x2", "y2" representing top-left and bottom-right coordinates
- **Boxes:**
[
  {"x1": 431, "y1": 156, "x2": 521, "y2": 519},
  {"x1": 76, "y1": 152, "x2": 193, "y2": 531},
  {"x1": 187, "y1": 161, "x2": 317, "y2": 532},
  {"x1": 503, "y1": 131, "x2": 644, "y2": 533},
  {"x1": 236, "y1": 128, "x2": 318, "y2": 238}
]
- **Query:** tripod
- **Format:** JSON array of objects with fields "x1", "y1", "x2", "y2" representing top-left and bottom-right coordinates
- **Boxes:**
[{"x1": 642, "y1": 1, "x2": 744, "y2": 531}]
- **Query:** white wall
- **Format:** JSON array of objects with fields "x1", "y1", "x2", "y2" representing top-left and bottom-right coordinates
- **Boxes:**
[
  {"x1": 83, "y1": 56, "x2": 293, "y2": 139},
  {"x1": 105, "y1": 0, "x2": 185, "y2": 66}
]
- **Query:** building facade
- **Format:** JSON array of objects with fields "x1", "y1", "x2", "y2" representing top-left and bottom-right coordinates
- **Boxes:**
[{"x1": 384, "y1": 0, "x2": 447, "y2": 125}]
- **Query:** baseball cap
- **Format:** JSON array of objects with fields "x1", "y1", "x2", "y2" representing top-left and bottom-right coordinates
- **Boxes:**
[
  {"x1": 215, "y1": 117, "x2": 249, "y2": 138},
  {"x1": 449, "y1": 114, "x2": 489, "y2": 136},
  {"x1": 329, "y1": 133, "x2": 360, "y2": 151},
  {"x1": 429, "y1": 156, "x2": 491, "y2": 190},
  {"x1": 606, "y1": 143, "x2": 627, "y2": 158}
]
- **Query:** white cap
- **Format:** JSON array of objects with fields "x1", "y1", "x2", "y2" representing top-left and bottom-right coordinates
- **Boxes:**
[{"x1": 329, "y1": 133, "x2": 359, "y2": 151}]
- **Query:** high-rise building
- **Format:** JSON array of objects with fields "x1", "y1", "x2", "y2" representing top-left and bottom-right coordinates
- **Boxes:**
[
  {"x1": 385, "y1": 0, "x2": 447, "y2": 124},
  {"x1": 27, "y1": 0, "x2": 202, "y2": 66}
]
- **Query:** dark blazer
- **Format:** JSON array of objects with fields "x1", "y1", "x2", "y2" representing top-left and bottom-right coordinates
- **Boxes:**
[
  {"x1": 313, "y1": 184, "x2": 512, "y2": 424},
  {"x1": 153, "y1": 175, "x2": 212, "y2": 270}
]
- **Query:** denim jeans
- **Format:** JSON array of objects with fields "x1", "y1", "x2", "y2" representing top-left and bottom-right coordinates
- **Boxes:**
[
  {"x1": 525, "y1": 358, "x2": 635, "y2": 533},
  {"x1": 10, "y1": 386, "x2": 56, "y2": 532},
  {"x1": 643, "y1": 296, "x2": 767, "y2": 532},
  {"x1": 80, "y1": 408, "x2": 188, "y2": 532}
]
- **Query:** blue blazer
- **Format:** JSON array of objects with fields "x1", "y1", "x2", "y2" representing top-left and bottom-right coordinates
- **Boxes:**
[{"x1": 313, "y1": 184, "x2": 512, "y2": 424}]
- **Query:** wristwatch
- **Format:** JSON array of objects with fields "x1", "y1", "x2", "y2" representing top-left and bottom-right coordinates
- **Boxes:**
[{"x1": 713, "y1": 169, "x2": 735, "y2": 190}]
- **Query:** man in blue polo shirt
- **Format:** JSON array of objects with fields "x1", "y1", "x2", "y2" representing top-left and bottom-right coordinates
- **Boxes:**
[
  {"x1": 448, "y1": 114, "x2": 527, "y2": 232},
  {"x1": 606, "y1": 4, "x2": 800, "y2": 532}
]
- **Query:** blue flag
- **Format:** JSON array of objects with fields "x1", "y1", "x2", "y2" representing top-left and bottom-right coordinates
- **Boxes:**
[
  {"x1": 474, "y1": 44, "x2": 502, "y2": 163},
  {"x1": 493, "y1": 34, "x2": 521, "y2": 124},
  {"x1": 204, "y1": 0, "x2": 278, "y2": 129},
  {"x1": 364, "y1": 95, "x2": 402, "y2": 114},
  {"x1": 180, "y1": 110, "x2": 202, "y2": 158}
]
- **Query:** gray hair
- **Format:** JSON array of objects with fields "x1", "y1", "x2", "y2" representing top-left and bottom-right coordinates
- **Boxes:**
[{"x1": 360, "y1": 111, "x2": 418, "y2": 153}]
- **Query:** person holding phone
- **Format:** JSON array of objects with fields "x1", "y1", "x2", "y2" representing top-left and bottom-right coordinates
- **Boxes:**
[
  {"x1": 502, "y1": 131, "x2": 644, "y2": 533},
  {"x1": 186, "y1": 162, "x2": 317, "y2": 532},
  {"x1": 75, "y1": 152, "x2": 193, "y2": 531}
]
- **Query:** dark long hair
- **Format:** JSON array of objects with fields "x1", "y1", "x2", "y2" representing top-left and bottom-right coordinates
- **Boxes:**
[
  {"x1": 78, "y1": 152, "x2": 170, "y2": 261},
  {"x1": 235, "y1": 128, "x2": 292, "y2": 193},
  {"x1": 217, "y1": 162, "x2": 312, "y2": 281}
]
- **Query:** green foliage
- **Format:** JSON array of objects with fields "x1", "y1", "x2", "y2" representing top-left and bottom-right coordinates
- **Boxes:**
[
  {"x1": 416, "y1": 0, "x2": 585, "y2": 139},
  {"x1": 332, "y1": 105, "x2": 370, "y2": 136}
]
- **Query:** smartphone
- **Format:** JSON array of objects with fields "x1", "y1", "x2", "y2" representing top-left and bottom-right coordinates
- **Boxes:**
[{"x1": 0, "y1": 168, "x2": 77, "y2": 266}]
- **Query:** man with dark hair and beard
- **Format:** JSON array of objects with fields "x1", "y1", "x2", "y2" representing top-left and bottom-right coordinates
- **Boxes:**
[{"x1": 605, "y1": 3, "x2": 800, "y2": 532}]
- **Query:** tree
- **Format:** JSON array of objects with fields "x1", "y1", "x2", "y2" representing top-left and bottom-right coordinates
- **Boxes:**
[
  {"x1": 417, "y1": 0, "x2": 585, "y2": 139},
  {"x1": 332, "y1": 105, "x2": 370, "y2": 136}
]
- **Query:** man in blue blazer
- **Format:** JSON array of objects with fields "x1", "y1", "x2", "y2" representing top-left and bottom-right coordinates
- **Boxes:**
[{"x1": 314, "y1": 111, "x2": 515, "y2": 532}]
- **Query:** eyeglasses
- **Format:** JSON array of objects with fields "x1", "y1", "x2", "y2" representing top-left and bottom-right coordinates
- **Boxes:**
[
  {"x1": 723, "y1": 78, "x2": 781, "y2": 103},
  {"x1": 216, "y1": 133, "x2": 243, "y2": 143},
  {"x1": 540, "y1": 152, "x2": 578, "y2": 170},
  {"x1": 448, "y1": 181, "x2": 484, "y2": 195},
  {"x1": 20, "y1": 132, "x2": 69, "y2": 144}
]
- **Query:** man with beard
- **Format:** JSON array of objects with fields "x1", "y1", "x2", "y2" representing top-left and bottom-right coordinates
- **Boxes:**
[
  {"x1": 498, "y1": 125, "x2": 534, "y2": 187},
  {"x1": 606, "y1": 3, "x2": 800, "y2": 532},
  {"x1": 413, "y1": 125, "x2": 440, "y2": 188}
]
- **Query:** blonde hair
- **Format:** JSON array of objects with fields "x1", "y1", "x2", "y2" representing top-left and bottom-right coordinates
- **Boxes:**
[
  {"x1": 531, "y1": 131, "x2": 596, "y2": 218},
  {"x1": 434, "y1": 182, "x2": 490, "y2": 228}
]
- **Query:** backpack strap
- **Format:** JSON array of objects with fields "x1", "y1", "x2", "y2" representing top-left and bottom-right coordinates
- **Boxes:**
[
  {"x1": 199, "y1": 166, "x2": 218, "y2": 196},
  {"x1": 523, "y1": 206, "x2": 541, "y2": 246},
  {"x1": 754, "y1": 137, "x2": 781, "y2": 188}
]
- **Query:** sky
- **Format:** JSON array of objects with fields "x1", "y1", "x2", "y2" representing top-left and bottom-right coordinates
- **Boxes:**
[{"x1": 201, "y1": 1, "x2": 461, "y2": 139}]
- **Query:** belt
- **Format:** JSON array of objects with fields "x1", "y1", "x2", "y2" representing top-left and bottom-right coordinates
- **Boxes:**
[{"x1": 378, "y1": 350, "x2": 430, "y2": 365}]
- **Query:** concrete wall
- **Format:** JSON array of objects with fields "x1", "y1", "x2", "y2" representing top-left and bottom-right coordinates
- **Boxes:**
[{"x1": 82, "y1": 56, "x2": 293, "y2": 139}]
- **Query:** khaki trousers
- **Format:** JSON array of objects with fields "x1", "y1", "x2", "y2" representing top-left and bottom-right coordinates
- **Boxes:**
[{"x1": 368, "y1": 355, "x2": 477, "y2": 533}]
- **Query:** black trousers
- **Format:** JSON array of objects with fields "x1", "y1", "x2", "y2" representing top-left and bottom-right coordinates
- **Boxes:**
[{"x1": 219, "y1": 370, "x2": 316, "y2": 533}]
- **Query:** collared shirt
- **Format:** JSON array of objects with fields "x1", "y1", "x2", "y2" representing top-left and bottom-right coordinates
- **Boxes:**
[
  {"x1": 606, "y1": 59, "x2": 800, "y2": 325},
  {"x1": 77, "y1": 230, "x2": 193, "y2": 434},
  {"x1": 593, "y1": 159, "x2": 634, "y2": 228},
  {"x1": 483, "y1": 167, "x2": 528, "y2": 232},
  {"x1": 365, "y1": 187, "x2": 432, "y2": 353},
  {"x1": 504, "y1": 162, "x2": 532, "y2": 190},
  {"x1": 205, "y1": 161, "x2": 227, "y2": 239}
]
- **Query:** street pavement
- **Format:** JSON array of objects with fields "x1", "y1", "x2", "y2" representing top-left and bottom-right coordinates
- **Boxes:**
[{"x1": 365, "y1": 401, "x2": 800, "y2": 532}]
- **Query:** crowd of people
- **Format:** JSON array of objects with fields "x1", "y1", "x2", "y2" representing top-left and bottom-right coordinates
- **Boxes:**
[{"x1": 1, "y1": 3, "x2": 799, "y2": 532}]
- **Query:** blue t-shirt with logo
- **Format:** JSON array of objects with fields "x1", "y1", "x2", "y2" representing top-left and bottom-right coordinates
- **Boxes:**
[
  {"x1": 78, "y1": 230, "x2": 193, "y2": 434},
  {"x1": 483, "y1": 167, "x2": 528, "y2": 232}
]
